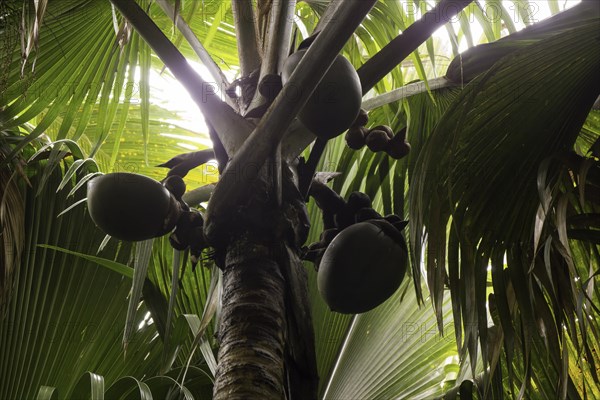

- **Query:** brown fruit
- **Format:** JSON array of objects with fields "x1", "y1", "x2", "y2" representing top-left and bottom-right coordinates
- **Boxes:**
[
  {"x1": 385, "y1": 127, "x2": 410, "y2": 159},
  {"x1": 385, "y1": 141, "x2": 411, "y2": 159},
  {"x1": 317, "y1": 220, "x2": 408, "y2": 314},
  {"x1": 320, "y1": 228, "x2": 340, "y2": 244},
  {"x1": 352, "y1": 108, "x2": 369, "y2": 128},
  {"x1": 163, "y1": 175, "x2": 186, "y2": 199},
  {"x1": 385, "y1": 129, "x2": 411, "y2": 159},
  {"x1": 345, "y1": 126, "x2": 368, "y2": 150},
  {"x1": 347, "y1": 191, "x2": 372, "y2": 211},
  {"x1": 384, "y1": 214, "x2": 407, "y2": 230},
  {"x1": 281, "y1": 50, "x2": 362, "y2": 139},
  {"x1": 365, "y1": 129, "x2": 391, "y2": 152},
  {"x1": 87, "y1": 173, "x2": 182, "y2": 241},
  {"x1": 258, "y1": 74, "x2": 283, "y2": 100},
  {"x1": 371, "y1": 125, "x2": 394, "y2": 139}
]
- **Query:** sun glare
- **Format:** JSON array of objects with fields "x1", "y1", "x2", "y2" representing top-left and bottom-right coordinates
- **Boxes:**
[
  {"x1": 148, "y1": 60, "x2": 235, "y2": 150},
  {"x1": 431, "y1": 0, "x2": 581, "y2": 53},
  {"x1": 145, "y1": 0, "x2": 581, "y2": 151}
]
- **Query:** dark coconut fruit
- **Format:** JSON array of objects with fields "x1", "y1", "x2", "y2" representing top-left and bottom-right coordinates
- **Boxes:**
[
  {"x1": 317, "y1": 220, "x2": 408, "y2": 314},
  {"x1": 87, "y1": 173, "x2": 182, "y2": 241},
  {"x1": 281, "y1": 50, "x2": 362, "y2": 139}
]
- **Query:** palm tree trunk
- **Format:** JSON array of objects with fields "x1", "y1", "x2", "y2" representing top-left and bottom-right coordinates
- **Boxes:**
[
  {"x1": 212, "y1": 164, "x2": 318, "y2": 399},
  {"x1": 213, "y1": 236, "x2": 286, "y2": 399}
]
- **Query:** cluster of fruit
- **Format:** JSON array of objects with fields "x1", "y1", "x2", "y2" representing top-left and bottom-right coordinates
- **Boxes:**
[
  {"x1": 346, "y1": 118, "x2": 411, "y2": 160},
  {"x1": 86, "y1": 170, "x2": 408, "y2": 314},
  {"x1": 87, "y1": 173, "x2": 210, "y2": 268},
  {"x1": 304, "y1": 185, "x2": 409, "y2": 314},
  {"x1": 304, "y1": 189, "x2": 406, "y2": 262},
  {"x1": 163, "y1": 177, "x2": 209, "y2": 267},
  {"x1": 230, "y1": 45, "x2": 410, "y2": 165}
]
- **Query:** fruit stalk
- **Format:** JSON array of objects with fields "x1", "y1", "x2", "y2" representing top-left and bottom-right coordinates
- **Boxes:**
[
  {"x1": 299, "y1": 138, "x2": 328, "y2": 197},
  {"x1": 308, "y1": 179, "x2": 346, "y2": 230},
  {"x1": 204, "y1": 0, "x2": 377, "y2": 242}
]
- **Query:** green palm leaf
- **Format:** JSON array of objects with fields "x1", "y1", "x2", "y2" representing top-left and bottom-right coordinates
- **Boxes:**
[
  {"x1": 2, "y1": 0, "x2": 598, "y2": 398},
  {"x1": 410, "y1": 11, "x2": 600, "y2": 396},
  {"x1": 0, "y1": 154, "x2": 163, "y2": 399}
]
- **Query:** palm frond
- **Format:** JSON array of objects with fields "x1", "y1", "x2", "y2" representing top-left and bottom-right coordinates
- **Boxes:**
[
  {"x1": 0, "y1": 142, "x2": 163, "y2": 398},
  {"x1": 410, "y1": 11, "x2": 600, "y2": 396}
]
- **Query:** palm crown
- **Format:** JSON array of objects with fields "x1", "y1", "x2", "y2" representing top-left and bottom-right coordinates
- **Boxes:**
[{"x1": 0, "y1": 0, "x2": 598, "y2": 398}]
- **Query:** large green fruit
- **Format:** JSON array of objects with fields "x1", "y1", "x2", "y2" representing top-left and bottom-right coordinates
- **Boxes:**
[
  {"x1": 87, "y1": 173, "x2": 181, "y2": 241},
  {"x1": 317, "y1": 220, "x2": 408, "y2": 314},
  {"x1": 281, "y1": 50, "x2": 362, "y2": 139}
]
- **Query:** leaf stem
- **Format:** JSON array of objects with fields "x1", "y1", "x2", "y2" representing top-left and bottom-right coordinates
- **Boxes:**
[
  {"x1": 299, "y1": 137, "x2": 327, "y2": 197},
  {"x1": 155, "y1": 0, "x2": 230, "y2": 90},
  {"x1": 357, "y1": 0, "x2": 473, "y2": 93},
  {"x1": 247, "y1": 0, "x2": 296, "y2": 113},
  {"x1": 110, "y1": 0, "x2": 253, "y2": 154},
  {"x1": 205, "y1": 0, "x2": 378, "y2": 240},
  {"x1": 231, "y1": 0, "x2": 261, "y2": 77},
  {"x1": 362, "y1": 77, "x2": 456, "y2": 110}
]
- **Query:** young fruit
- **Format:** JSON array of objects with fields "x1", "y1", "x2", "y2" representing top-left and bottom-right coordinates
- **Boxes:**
[
  {"x1": 385, "y1": 127, "x2": 411, "y2": 159},
  {"x1": 258, "y1": 74, "x2": 283, "y2": 100},
  {"x1": 385, "y1": 141, "x2": 411, "y2": 159},
  {"x1": 317, "y1": 220, "x2": 408, "y2": 314},
  {"x1": 281, "y1": 50, "x2": 362, "y2": 139},
  {"x1": 87, "y1": 173, "x2": 182, "y2": 241},
  {"x1": 345, "y1": 126, "x2": 368, "y2": 150},
  {"x1": 162, "y1": 175, "x2": 186, "y2": 200},
  {"x1": 352, "y1": 108, "x2": 369, "y2": 128},
  {"x1": 320, "y1": 228, "x2": 340, "y2": 244},
  {"x1": 365, "y1": 129, "x2": 391, "y2": 152},
  {"x1": 370, "y1": 125, "x2": 394, "y2": 139},
  {"x1": 384, "y1": 214, "x2": 408, "y2": 231}
]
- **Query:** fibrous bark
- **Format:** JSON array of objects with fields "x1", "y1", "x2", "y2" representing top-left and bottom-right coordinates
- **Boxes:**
[
  {"x1": 213, "y1": 237, "x2": 286, "y2": 400},
  {"x1": 280, "y1": 245, "x2": 319, "y2": 399},
  {"x1": 211, "y1": 163, "x2": 317, "y2": 399}
]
